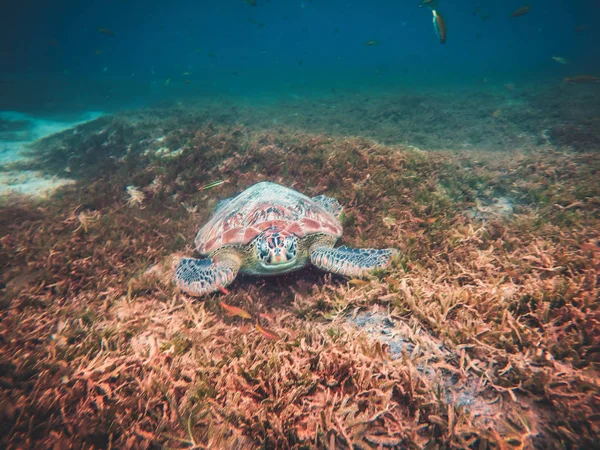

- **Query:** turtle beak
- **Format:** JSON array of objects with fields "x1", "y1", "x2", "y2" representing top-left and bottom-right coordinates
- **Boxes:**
[{"x1": 270, "y1": 249, "x2": 288, "y2": 264}]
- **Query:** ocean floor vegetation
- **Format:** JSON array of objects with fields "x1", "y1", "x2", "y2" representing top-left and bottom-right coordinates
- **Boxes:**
[{"x1": 1, "y1": 88, "x2": 599, "y2": 449}]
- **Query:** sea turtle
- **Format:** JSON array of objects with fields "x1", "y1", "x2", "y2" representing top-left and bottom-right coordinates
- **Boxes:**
[{"x1": 175, "y1": 181, "x2": 397, "y2": 296}]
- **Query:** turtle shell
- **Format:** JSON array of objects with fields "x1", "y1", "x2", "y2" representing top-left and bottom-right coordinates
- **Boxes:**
[{"x1": 195, "y1": 182, "x2": 343, "y2": 254}]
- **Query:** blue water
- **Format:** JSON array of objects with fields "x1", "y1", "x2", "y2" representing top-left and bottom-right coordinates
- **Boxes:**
[{"x1": 1, "y1": 0, "x2": 599, "y2": 110}]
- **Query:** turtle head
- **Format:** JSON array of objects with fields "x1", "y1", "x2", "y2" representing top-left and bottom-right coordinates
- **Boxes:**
[{"x1": 254, "y1": 229, "x2": 298, "y2": 271}]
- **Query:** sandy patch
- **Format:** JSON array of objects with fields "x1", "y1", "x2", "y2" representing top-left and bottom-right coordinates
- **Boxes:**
[{"x1": 0, "y1": 111, "x2": 102, "y2": 199}]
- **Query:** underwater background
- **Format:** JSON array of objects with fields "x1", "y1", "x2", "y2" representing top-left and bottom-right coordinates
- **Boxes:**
[
  {"x1": 1, "y1": 1, "x2": 600, "y2": 449},
  {"x1": 2, "y1": 0, "x2": 600, "y2": 111}
]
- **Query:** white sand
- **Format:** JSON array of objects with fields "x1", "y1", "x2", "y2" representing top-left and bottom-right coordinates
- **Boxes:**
[{"x1": 0, "y1": 111, "x2": 103, "y2": 198}]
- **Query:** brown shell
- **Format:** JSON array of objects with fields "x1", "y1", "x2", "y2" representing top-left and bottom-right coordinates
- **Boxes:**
[{"x1": 195, "y1": 182, "x2": 343, "y2": 254}]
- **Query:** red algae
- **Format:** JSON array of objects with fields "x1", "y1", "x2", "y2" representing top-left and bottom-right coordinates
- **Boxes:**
[{"x1": 0, "y1": 101, "x2": 599, "y2": 449}]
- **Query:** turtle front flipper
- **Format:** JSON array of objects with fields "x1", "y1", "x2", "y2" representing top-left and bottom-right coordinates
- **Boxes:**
[
  {"x1": 311, "y1": 245, "x2": 397, "y2": 278},
  {"x1": 175, "y1": 252, "x2": 242, "y2": 296}
]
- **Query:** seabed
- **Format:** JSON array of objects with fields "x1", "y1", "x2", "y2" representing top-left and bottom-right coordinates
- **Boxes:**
[{"x1": 0, "y1": 84, "x2": 599, "y2": 449}]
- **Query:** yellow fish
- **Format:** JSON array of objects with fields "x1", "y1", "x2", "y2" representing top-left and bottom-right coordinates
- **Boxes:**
[
  {"x1": 432, "y1": 10, "x2": 446, "y2": 44},
  {"x1": 255, "y1": 323, "x2": 280, "y2": 340},
  {"x1": 220, "y1": 301, "x2": 252, "y2": 319},
  {"x1": 97, "y1": 28, "x2": 116, "y2": 37},
  {"x1": 511, "y1": 6, "x2": 530, "y2": 17},
  {"x1": 349, "y1": 279, "x2": 370, "y2": 287},
  {"x1": 200, "y1": 180, "x2": 226, "y2": 190}
]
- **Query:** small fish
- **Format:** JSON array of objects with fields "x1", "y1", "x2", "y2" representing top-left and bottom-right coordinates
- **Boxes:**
[
  {"x1": 432, "y1": 10, "x2": 446, "y2": 44},
  {"x1": 163, "y1": 77, "x2": 171, "y2": 87},
  {"x1": 255, "y1": 323, "x2": 280, "y2": 340},
  {"x1": 563, "y1": 75, "x2": 599, "y2": 84},
  {"x1": 184, "y1": 80, "x2": 192, "y2": 84},
  {"x1": 259, "y1": 312, "x2": 275, "y2": 322},
  {"x1": 574, "y1": 25, "x2": 587, "y2": 32},
  {"x1": 220, "y1": 301, "x2": 251, "y2": 319},
  {"x1": 349, "y1": 279, "x2": 370, "y2": 287},
  {"x1": 98, "y1": 28, "x2": 116, "y2": 37},
  {"x1": 218, "y1": 286, "x2": 230, "y2": 295},
  {"x1": 102, "y1": 66, "x2": 108, "y2": 73},
  {"x1": 491, "y1": 108, "x2": 502, "y2": 118},
  {"x1": 182, "y1": 71, "x2": 192, "y2": 75},
  {"x1": 243, "y1": 0, "x2": 257, "y2": 6},
  {"x1": 364, "y1": 40, "x2": 382, "y2": 46},
  {"x1": 95, "y1": 49, "x2": 104, "y2": 55},
  {"x1": 511, "y1": 6, "x2": 530, "y2": 17},
  {"x1": 552, "y1": 56, "x2": 569, "y2": 65},
  {"x1": 200, "y1": 180, "x2": 226, "y2": 190},
  {"x1": 418, "y1": 0, "x2": 436, "y2": 8}
]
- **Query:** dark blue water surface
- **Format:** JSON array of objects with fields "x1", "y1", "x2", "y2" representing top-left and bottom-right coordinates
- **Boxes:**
[{"x1": 1, "y1": 0, "x2": 599, "y2": 111}]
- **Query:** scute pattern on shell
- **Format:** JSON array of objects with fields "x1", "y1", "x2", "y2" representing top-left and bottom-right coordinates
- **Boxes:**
[{"x1": 195, "y1": 182, "x2": 343, "y2": 254}]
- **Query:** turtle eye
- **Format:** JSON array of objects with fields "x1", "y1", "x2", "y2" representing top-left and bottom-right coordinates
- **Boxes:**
[
  {"x1": 285, "y1": 237, "x2": 297, "y2": 258},
  {"x1": 258, "y1": 240, "x2": 270, "y2": 260}
]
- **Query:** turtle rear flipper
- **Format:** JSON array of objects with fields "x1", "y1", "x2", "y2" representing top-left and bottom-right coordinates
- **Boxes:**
[
  {"x1": 175, "y1": 254, "x2": 241, "y2": 296},
  {"x1": 311, "y1": 246, "x2": 397, "y2": 278},
  {"x1": 311, "y1": 195, "x2": 343, "y2": 217}
]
